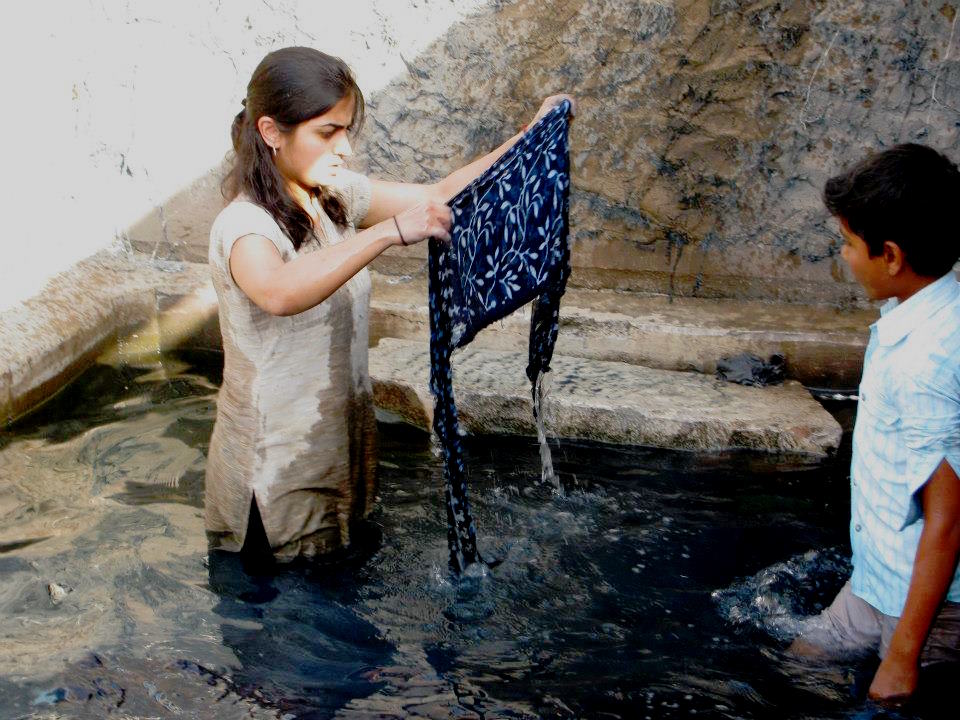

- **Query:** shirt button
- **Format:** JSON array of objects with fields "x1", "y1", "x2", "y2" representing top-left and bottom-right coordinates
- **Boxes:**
[{"x1": 855, "y1": 524, "x2": 862, "y2": 532}]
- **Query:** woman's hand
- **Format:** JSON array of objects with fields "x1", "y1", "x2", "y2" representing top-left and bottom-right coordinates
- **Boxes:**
[
  {"x1": 393, "y1": 201, "x2": 453, "y2": 246},
  {"x1": 528, "y1": 94, "x2": 577, "y2": 129}
]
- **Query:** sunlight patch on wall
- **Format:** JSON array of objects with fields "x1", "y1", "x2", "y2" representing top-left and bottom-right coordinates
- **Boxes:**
[{"x1": 2, "y1": 0, "x2": 493, "y2": 312}]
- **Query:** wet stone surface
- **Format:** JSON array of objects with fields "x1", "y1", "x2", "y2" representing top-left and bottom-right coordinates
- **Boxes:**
[
  {"x1": 0, "y1": 351, "x2": 952, "y2": 719},
  {"x1": 0, "y1": 251, "x2": 217, "y2": 427},
  {"x1": 370, "y1": 338, "x2": 842, "y2": 456}
]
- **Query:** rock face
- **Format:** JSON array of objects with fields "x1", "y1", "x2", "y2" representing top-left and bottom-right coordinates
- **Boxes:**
[
  {"x1": 14, "y1": 2, "x2": 957, "y2": 310},
  {"x1": 368, "y1": 271, "x2": 874, "y2": 388},
  {"x1": 370, "y1": 338, "x2": 842, "y2": 456},
  {"x1": 4, "y1": 0, "x2": 492, "y2": 312},
  {"x1": 357, "y1": 0, "x2": 960, "y2": 303}
]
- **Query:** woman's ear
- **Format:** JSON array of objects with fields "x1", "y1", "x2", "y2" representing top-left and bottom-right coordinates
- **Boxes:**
[
  {"x1": 883, "y1": 240, "x2": 905, "y2": 276},
  {"x1": 256, "y1": 116, "x2": 281, "y2": 151}
]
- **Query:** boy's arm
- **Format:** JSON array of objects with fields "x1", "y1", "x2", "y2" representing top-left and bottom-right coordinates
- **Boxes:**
[{"x1": 869, "y1": 457, "x2": 960, "y2": 701}]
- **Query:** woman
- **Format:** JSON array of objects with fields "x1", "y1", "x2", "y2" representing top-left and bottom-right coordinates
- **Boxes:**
[{"x1": 205, "y1": 46, "x2": 573, "y2": 561}]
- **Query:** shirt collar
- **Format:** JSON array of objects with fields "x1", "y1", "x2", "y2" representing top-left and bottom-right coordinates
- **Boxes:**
[{"x1": 873, "y1": 272, "x2": 960, "y2": 347}]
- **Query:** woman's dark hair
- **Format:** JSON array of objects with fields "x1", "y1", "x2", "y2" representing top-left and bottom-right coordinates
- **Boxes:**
[
  {"x1": 223, "y1": 47, "x2": 365, "y2": 250},
  {"x1": 823, "y1": 143, "x2": 960, "y2": 277}
]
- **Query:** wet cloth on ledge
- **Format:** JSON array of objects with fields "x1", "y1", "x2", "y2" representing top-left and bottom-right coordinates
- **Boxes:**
[
  {"x1": 716, "y1": 353, "x2": 786, "y2": 387},
  {"x1": 428, "y1": 100, "x2": 572, "y2": 573}
]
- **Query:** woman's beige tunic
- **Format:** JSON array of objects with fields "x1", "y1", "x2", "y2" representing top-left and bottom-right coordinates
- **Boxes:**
[{"x1": 205, "y1": 172, "x2": 377, "y2": 560}]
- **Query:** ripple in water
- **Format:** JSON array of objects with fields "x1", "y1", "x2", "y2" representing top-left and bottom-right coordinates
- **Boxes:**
[{"x1": 712, "y1": 546, "x2": 851, "y2": 642}]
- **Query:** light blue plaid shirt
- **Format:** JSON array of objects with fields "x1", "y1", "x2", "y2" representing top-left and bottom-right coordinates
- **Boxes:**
[{"x1": 850, "y1": 272, "x2": 960, "y2": 617}]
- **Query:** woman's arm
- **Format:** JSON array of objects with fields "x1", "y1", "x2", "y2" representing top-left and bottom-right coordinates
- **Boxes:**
[
  {"x1": 360, "y1": 94, "x2": 576, "y2": 228},
  {"x1": 869, "y1": 457, "x2": 960, "y2": 701},
  {"x1": 359, "y1": 132, "x2": 521, "y2": 228},
  {"x1": 433, "y1": 130, "x2": 525, "y2": 201},
  {"x1": 229, "y1": 203, "x2": 451, "y2": 316}
]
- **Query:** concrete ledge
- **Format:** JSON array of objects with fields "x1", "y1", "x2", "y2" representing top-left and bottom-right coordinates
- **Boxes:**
[
  {"x1": 370, "y1": 338, "x2": 842, "y2": 457},
  {"x1": 0, "y1": 252, "x2": 217, "y2": 426},
  {"x1": 370, "y1": 271, "x2": 875, "y2": 389}
]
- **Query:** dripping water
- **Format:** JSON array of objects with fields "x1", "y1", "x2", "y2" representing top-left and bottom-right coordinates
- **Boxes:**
[{"x1": 534, "y1": 369, "x2": 559, "y2": 492}]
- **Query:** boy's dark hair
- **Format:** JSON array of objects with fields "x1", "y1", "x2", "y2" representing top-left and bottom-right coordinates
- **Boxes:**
[{"x1": 823, "y1": 143, "x2": 960, "y2": 277}]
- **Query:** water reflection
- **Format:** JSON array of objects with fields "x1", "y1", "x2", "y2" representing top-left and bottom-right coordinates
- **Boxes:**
[{"x1": 205, "y1": 527, "x2": 393, "y2": 718}]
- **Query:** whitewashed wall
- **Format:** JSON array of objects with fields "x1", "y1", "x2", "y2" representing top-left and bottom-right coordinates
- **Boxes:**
[{"x1": 0, "y1": 0, "x2": 491, "y2": 312}]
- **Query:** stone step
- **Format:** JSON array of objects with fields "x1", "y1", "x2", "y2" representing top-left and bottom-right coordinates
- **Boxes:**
[
  {"x1": 369, "y1": 338, "x2": 842, "y2": 457},
  {"x1": 369, "y1": 271, "x2": 875, "y2": 390},
  {"x1": 0, "y1": 253, "x2": 218, "y2": 426}
]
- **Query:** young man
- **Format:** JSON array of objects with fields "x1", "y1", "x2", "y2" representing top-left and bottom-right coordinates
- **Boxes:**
[{"x1": 792, "y1": 143, "x2": 960, "y2": 701}]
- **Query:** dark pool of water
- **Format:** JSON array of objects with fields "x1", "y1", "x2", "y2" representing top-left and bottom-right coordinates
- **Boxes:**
[{"x1": 0, "y1": 352, "x2": 952, "y2": 719}]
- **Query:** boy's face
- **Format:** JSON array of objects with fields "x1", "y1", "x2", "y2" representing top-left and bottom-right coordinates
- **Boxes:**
[{"x1": 838, "y1": 219, "x2": 896, "y2": 300}]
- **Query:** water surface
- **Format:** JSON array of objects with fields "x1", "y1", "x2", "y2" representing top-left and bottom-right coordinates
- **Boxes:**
[{"x1": 0, "y1": 353, "x2": 950, "y2": 719}]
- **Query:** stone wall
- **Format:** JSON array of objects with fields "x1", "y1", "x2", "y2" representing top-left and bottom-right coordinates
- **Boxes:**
[
  {"x1": 355, "y1": 0, "x2": 960, "y2": 303},
  {"x1": 7, "y1": 1, "x2": 959, "y2": 309}
]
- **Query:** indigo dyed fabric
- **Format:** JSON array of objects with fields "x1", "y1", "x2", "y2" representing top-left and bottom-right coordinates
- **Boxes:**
[{"x1": 428, "y1": 100, "x2": 572, "y2": 572}]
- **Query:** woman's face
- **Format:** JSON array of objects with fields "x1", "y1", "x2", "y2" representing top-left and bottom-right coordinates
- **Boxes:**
[{"x1": 277, "y1": 94, "x2": 355, "y2": 192}]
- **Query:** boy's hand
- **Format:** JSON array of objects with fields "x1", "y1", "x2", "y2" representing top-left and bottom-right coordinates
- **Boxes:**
[
  {"x1": 867, "y1": 458, "x2": 960, "y2": 704},
  {"x1": 868, "y1": 652, "x2": 918, "y2": 703}
]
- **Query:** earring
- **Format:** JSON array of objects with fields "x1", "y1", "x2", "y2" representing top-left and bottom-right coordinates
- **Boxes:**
[{"x1": 271, "y1": 145, "x2": 277, "y2": 157}]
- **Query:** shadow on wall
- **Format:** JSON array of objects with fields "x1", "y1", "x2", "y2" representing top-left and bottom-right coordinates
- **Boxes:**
[{"x1": 126, "y1": 0, "x2": 960, "y2": 305}]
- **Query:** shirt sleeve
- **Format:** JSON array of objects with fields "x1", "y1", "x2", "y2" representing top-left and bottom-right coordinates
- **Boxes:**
[
  {"x1": 899, "y1": 374, "x2": 960, "y2": 528},
  {"x1": 217, "y1": 201, "x2": 289, "y2": 262}
]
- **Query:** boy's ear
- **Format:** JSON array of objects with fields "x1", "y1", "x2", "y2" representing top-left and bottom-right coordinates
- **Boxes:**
[{"x1": 883, "y1": 240, "x2": 905, "y2": 276}]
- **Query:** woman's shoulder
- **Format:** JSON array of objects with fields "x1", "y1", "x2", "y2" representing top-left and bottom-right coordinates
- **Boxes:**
[
  {"x1": 212, "y1": 197, "x2": 280, "y2": 234},
  {"x1": 210, "y1": 197, "x2": 292, "y2": 263}
]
